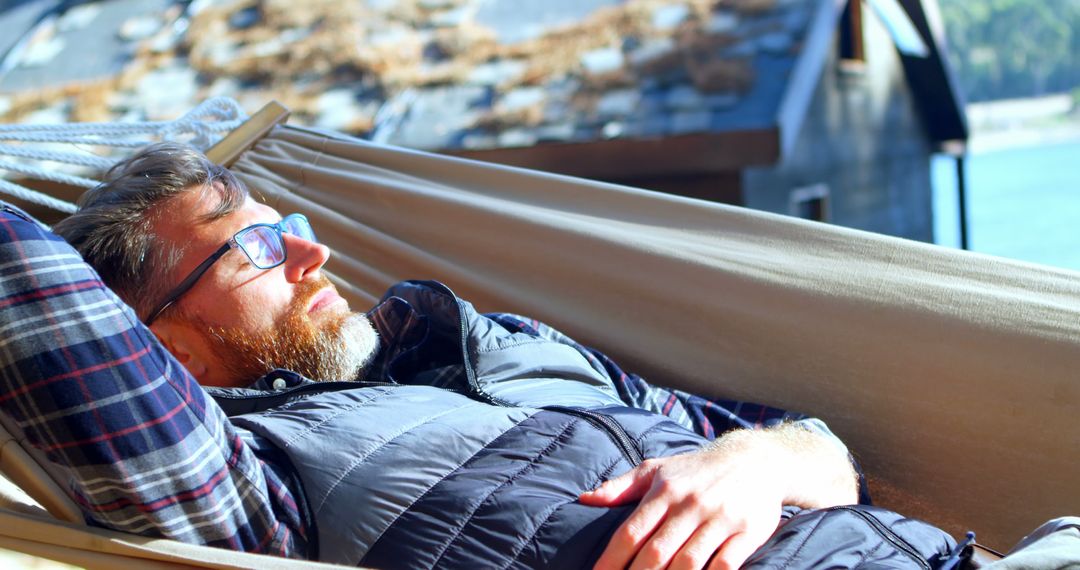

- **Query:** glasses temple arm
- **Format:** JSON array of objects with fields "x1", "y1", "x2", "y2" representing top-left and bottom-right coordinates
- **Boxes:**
[{"x1": 144, "y1": 242, "x2": 233, "y2": 326}]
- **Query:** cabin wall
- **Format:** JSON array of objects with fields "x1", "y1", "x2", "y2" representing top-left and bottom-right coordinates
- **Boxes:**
[{"x1": 742, "y1": 6, "x2": 935, "y2": 242}]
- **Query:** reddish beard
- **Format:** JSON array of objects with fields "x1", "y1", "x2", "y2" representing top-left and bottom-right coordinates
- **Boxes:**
[{"x1": 193, "y1": 276, "x2": 377, "y2": 384}]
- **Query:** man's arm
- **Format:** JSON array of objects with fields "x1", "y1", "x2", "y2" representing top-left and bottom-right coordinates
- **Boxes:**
[
  {"x1": 581, "y1": 422, "x2": 858, "y2": 570},
  {"x1": 0, "y1": 205, "x2": 307, "y2": 555}
]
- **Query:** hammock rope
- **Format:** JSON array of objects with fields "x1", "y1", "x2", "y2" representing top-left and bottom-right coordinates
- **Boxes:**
[
  {"x1": 0, "y1": 145, "x2": 116, "y2": 170},
  {"x1": 0, "y1": 179, "x2": 79, "y2": 215},
  {"x1": 0, "y1": 98, "x2": 248, "y2": 214},
  {"x1": 0, "y1": 159, "x2": 101, "y2": 188}
]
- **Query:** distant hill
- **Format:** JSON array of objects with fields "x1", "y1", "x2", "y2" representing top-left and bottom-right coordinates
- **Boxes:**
[{"x1": 938, "y1": 0, "x2": 1080, "y2": 103}]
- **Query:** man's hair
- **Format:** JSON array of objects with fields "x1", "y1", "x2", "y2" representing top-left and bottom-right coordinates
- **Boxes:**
[{"x1": 53, "y1": 142, "x2": 248, "y2": 321}]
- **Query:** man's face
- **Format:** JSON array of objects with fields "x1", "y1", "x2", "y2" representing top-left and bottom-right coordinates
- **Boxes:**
[{"x1": 149, "y1": 188, "x2": 377, "y2": 387}]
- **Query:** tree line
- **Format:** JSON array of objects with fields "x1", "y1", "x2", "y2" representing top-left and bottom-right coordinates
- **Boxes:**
[{"x1": 937, "y1": 0, "x2": 1080, "y2": 102}]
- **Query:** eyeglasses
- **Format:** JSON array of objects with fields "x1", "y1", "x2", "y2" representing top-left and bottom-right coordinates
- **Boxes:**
[{"x1": 144, "y1": 213, "x2": 316, "y2": 326}]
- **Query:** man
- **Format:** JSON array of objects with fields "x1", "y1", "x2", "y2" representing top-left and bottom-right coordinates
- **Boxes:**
[{"x1": 0, "y1": 143, "x2": 946, "y2": 568}]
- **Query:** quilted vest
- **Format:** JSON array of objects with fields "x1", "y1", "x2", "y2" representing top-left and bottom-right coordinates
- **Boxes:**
[{"x1": 208, "y1": 281, "x2": 707, "y2": 567}]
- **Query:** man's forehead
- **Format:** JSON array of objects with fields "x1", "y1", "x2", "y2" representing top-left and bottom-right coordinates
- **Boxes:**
[
  {"x1": 155, "y1": 189, "x2": 275, "y2": 237},
  {"x1": 154, "y1": 191, "x2": 279, "y2": 280}
]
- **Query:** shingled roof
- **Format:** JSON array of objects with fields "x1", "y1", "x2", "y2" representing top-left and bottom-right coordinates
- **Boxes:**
[
  {"x1": 0, "y1": 0, "x2": 964, "y2": 176},
  {"x1": 369, "y1": 0, "x2": 813, "y2": 152}
]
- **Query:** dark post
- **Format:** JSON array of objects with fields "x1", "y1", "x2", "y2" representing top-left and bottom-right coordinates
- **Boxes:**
[{"x1": 956, "y1": 154, "x2": 968, "y2": 250}]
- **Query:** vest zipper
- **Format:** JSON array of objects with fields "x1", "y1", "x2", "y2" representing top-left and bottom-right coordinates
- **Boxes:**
[
  {"x1": 210, "y1": 381, "x2": 362, "y2": 400},
  {"x1": 209, "y1": 380, "x2": 467, "y2": 413},
  {"x1": 825, "y1": 506, "x2": 933, "y2": 570},
  {"x1": 421, "y1": 281, "x2": 645, "y2": 468},
  {"x1": 543, "y1": 405, "x2": 644, "y2": 466},
  {"x1": 218, "y1": 380, "x2": 649, "y2": 469},
  {"x1": 417, "y1": 280, "x2": 515, "y2": 407}
]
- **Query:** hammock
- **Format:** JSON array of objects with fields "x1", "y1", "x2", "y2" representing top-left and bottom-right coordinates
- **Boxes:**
[
  {"x1": 0, "y1": 101, "x2": 1077, "y2": 567},
  {"x1": 0, "y1": 97, "x2": 249, "y2": 217}
]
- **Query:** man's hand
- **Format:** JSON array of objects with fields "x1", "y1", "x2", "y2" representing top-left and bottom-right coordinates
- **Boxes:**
[
  {"x1": 580, "y1": 444, "x2": 784, "y2": 570},
  {"x1": 579, "y1": 424, "x2": 858, "y2": 570}
]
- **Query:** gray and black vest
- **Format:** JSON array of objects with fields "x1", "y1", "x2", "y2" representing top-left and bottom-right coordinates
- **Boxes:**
[{"x1": 208, "y1": 281, "x2": 707, "y2": 568}]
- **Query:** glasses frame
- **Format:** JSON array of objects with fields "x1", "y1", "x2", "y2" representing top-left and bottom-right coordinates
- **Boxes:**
[{"x1": 144, "y1": 213, "x2": 313, "y2": 326}]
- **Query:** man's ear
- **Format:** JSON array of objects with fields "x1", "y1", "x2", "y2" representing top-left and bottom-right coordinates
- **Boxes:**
[{"x1": 149, "y1": 320, "x2": 211, "y2": 381}]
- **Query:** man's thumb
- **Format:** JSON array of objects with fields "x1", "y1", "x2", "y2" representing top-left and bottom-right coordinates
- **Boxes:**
[{"x1": 578, "y1": 462, "x2": 655, "y2": 506}]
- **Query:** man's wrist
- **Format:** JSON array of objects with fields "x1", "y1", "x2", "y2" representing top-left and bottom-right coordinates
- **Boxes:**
[{"x1": 709, "y1": 424, "x2": 858, "y2": 508}]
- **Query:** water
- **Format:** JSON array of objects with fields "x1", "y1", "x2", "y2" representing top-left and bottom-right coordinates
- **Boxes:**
[{"x1": 932, "y1": 138, "x2": 1080, "y2": 272}]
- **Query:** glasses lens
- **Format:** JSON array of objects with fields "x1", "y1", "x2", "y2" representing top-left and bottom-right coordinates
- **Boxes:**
[
  {"x1": 237, "y1": 226, "x2": 285, "y2": 268},
  {"x1": 281, "y1": 214, "x2": 316, "y2": 242}
]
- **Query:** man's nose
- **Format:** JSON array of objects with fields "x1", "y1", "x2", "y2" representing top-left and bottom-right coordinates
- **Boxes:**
[{"x1": 281, "y1": 233, "x2": 330, "y2": 283}]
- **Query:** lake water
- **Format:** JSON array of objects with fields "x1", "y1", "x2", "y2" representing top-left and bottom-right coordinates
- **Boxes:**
[{"x1": 932, "y1": 138, "x2": 1080, "y2": 272}]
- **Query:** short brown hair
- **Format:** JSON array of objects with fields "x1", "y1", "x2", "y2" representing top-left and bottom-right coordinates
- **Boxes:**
[{"x1": 53, "y1": 142, "x2": 248, "y2": 321}]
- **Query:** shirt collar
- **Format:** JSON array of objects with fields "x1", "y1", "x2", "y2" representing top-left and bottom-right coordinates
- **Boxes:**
[{"x1": 363, "y1": 295, "x2": 430, "y2": 384}]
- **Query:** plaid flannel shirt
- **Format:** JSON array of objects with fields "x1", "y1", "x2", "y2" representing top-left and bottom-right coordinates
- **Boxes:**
[
  {"x1": 0, "y1": 203, "x2": 855, "y2": 557},
  {"x1": 0, "y1": 205, "x2": 308, "y2": 556}
]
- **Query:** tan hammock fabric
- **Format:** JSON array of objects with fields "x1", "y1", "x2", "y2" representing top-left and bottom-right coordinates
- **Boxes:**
[
  {"x1": 227, "y1": 125, "x2": 1080, "y2": 549},
  {"x1": 0, "y1": 455, "x2": 341, "y2": 565},
  {"x1": 1, "y1": 121, "x2": 1077, "y2": 567},
  {"x1": 0, "y1": 507, "x2": 350, "y2": 570}
]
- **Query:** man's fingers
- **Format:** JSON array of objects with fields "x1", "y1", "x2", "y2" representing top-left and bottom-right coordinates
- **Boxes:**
[
  {"x1": 591, "y1": 479, "x2": 670, "y2": 570},
  {"x1": 580, "y1": 460, "x2": 658, "y2": 506},
  {"x1": 628, "y1": 512, "x2": 705, "y2": 570},
  {"x1": 707, "y1": 530, "x2": 766, "y2": 570},
  {"x1": 666, "y1": 517, "x2": 738, "y2": 570}
]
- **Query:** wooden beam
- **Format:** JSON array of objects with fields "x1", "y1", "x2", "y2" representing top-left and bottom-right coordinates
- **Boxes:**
[
  {"x1": 614, "y1": 171, "x2": 744, "y2": 205},
  {"x1": 205, "y1": 101, "x2": 291, "y2": 167},
  {"x1": 445, "y1": 128, "x2": 779, "y2": 180}
]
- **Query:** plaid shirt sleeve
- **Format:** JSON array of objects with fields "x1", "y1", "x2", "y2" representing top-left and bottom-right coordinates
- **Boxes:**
[{"x1": 0, "y1": 205, "x2": 309, "y2": 556}]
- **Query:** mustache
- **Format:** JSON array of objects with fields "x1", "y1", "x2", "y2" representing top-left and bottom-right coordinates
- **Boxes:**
[
  {"x1": 204, "y1": 273, "x2": 367, "y2": 384},
  {"x1": 287, "y1": 275, "x2": 336, "y2": 317}
]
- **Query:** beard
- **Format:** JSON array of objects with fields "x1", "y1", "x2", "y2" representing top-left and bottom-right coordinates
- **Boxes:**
[{"x1": 190, "y1": 276, "x2": 379, "y2": 384}]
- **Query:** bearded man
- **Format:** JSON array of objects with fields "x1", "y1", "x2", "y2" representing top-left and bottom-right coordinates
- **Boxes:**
[{"x1": 0, "y1": 143, "x2": 959, "y2": 569}]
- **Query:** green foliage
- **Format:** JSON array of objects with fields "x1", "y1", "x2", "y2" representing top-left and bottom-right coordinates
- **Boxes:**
[{"x1": 938, "y1": 0, "x2": 1080, "y2": 102}]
